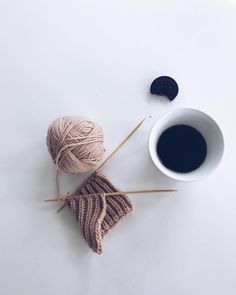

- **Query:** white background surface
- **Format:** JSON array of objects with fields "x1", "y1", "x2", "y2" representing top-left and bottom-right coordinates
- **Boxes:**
[{"x1": 1, "y1": 0, "x2": 236, "y2": 294}]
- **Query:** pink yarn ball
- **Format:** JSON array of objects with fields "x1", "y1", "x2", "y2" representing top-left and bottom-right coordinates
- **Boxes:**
[{"x1": 46, "y1": 116, "x2": 104, "y2": 174}]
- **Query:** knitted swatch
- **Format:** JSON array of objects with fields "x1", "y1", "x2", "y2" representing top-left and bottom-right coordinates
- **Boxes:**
[{"x1": 66, "y1": 171, "x2": 133, "y2": 254}]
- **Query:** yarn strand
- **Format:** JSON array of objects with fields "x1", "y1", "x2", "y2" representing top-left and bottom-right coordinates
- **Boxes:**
[{"x1": 56, "y1": 169, "x2": 60, "y2": 198}]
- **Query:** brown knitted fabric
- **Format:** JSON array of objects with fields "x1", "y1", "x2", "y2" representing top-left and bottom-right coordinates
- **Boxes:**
[{"x1": 66, "y1": 171, "x2": 133, "y2": 254}]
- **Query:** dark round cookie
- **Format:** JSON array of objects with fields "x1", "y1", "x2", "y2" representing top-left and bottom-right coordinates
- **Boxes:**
[{"x1": 150, "y1": 76, "x2": 179, "y2": 101}]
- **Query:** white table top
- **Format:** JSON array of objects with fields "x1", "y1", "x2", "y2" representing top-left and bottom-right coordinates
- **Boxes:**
[{"x1": 1, "y1": 1, "x2": 236, "y2": 294}]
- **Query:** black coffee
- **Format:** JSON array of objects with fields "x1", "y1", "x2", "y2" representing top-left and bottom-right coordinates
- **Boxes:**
[{"x1": 157, "y1": 124, "x2": 207, "y2": 173}]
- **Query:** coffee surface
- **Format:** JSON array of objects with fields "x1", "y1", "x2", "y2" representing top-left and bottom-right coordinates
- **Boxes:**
[{"x1": 157, "y1": 124, "x2": 207, "y2": 173}]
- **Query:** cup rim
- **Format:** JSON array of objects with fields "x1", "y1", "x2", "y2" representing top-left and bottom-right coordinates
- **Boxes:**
[{"x1": 148, "y1": 108, "x2": 224, "y2": 182}]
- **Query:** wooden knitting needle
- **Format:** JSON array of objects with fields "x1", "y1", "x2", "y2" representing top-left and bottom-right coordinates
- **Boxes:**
[
  {"x1": 56, "y1": 203, "x2": 67, "y2": 213},
  {"x1": 45, "y1": 189, "x2": 177, "y2": 202},
  {"x1": 96, "y1": 118, "x2": 145, "y2": 171}
]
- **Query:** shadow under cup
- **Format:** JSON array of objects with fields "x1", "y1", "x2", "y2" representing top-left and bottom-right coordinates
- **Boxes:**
[{"x1": 148, "y1": 108, "x2": 224, "y2": 182}]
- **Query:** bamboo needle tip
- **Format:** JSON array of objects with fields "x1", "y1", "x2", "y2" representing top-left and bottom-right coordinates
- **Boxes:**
[{"x1": 56, "y1": 203, "x2": 67, "y2": 213}]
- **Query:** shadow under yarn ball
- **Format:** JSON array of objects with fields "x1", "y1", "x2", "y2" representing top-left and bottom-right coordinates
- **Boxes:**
[{"x1": 46, "y1": 116, "x2": 105, "y2": 174}]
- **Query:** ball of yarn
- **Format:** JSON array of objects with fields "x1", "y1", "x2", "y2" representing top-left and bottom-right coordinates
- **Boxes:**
[{"x1": 46, "y1": 116, "x2": 104, "y2": 174}]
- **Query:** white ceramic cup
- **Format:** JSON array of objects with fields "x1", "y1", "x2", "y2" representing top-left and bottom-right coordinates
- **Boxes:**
[{"x1": 148, "y1": 108, "x2": 224, "y2": 181}]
